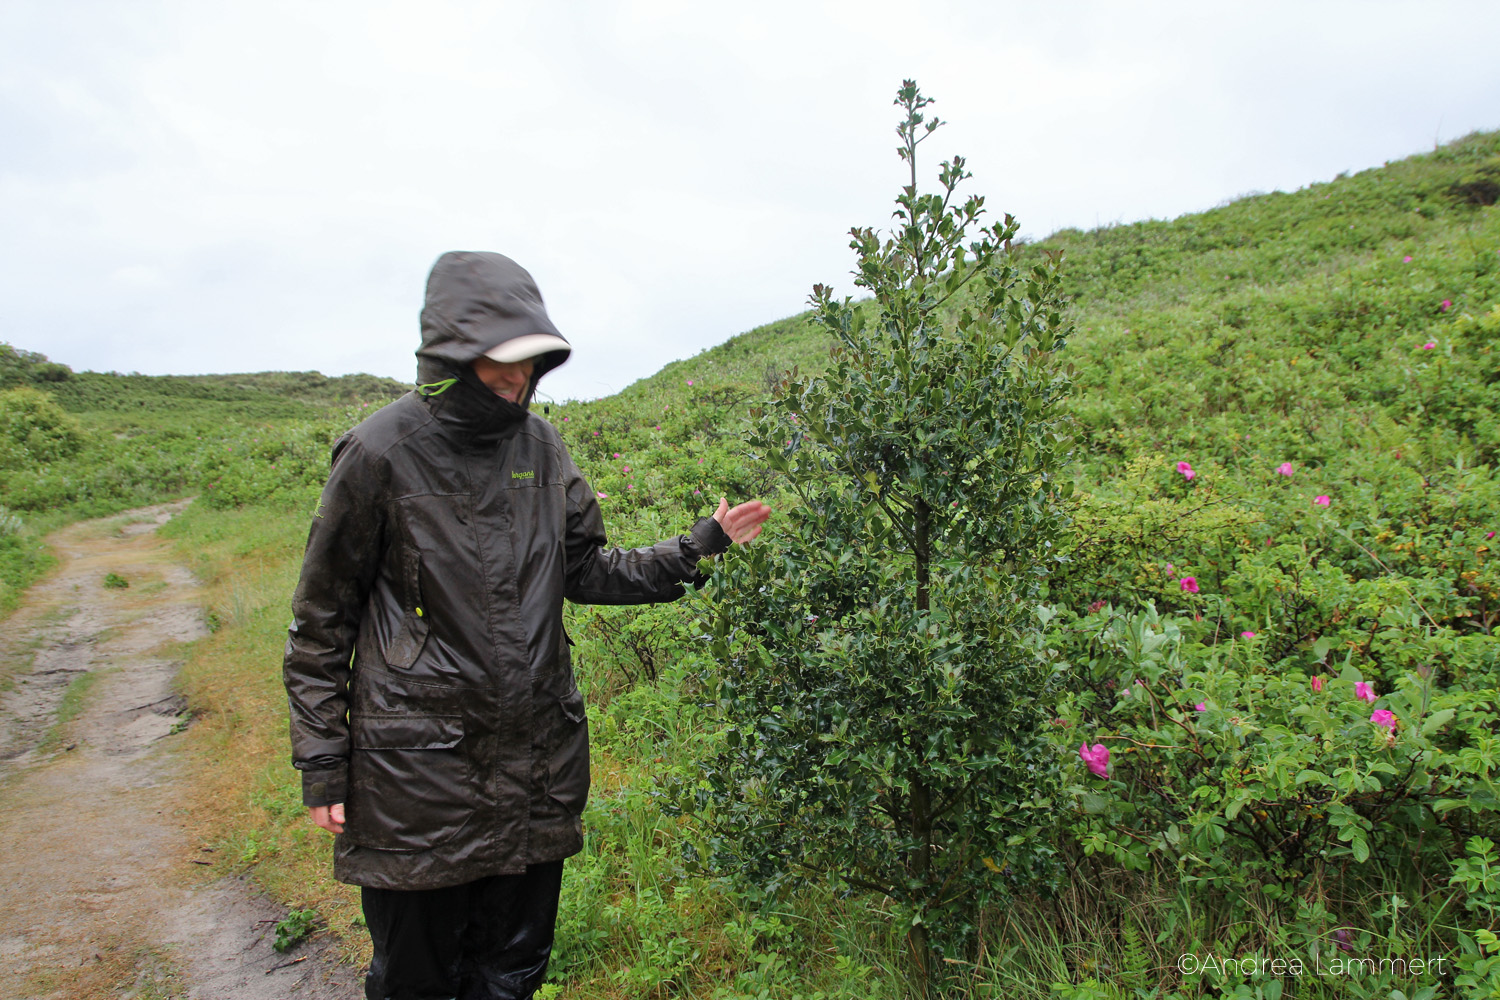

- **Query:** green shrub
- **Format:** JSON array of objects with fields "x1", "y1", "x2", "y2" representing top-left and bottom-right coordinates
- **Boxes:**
[
  {"x1": 693, "y1": 82, "x2": 1074, "y2": 992},
  {"x1": 0, "y1": 386, "x2": 87, "y2": 466}
]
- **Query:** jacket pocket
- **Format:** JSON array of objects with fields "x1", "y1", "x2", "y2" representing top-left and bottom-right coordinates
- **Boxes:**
[
  {"x1": 346, "y1": 714, "x2": 472, "y2": 852},
  {"x1": 383, "y1": 548, "x2": 429, "y2": 669},
  {"x1": 546, "y1": 689, "x2": 590, "y2": 815},
  {"x1": 384, "y1": 610, "x2": 430, "y2": 668}
]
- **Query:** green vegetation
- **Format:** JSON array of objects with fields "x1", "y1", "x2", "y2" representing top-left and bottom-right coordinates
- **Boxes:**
[
  {"x1": 2, "y1": 115, "x2": 1497, "y2": 997},
  {"x1": 0, "y1": 503, "x2": 53, "y2": 615},
  {"x1": 273, "y1": 907, "x2": 320, "y2": 953}
]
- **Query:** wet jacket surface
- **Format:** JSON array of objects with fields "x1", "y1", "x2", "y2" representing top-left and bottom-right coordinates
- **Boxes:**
[{"x1": 283, "y1": 252, "x2": 729, "y2": 890}]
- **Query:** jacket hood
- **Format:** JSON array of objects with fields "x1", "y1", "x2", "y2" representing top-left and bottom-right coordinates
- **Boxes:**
[{"x1": 415, "y1": 252, "x2": 571, "y2": 389}]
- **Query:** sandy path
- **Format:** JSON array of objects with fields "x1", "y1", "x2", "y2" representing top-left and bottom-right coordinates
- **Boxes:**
[{"x1": 0, "y1": 501, "x2": 363, "y2": 999}]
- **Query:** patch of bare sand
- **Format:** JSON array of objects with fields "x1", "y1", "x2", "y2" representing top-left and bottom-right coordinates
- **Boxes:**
[{"x1": 0, "y1": 501, "x2": 363, "y2": 999}]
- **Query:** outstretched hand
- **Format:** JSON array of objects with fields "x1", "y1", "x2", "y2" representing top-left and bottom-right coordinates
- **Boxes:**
[{"x1": 712, "y1": 497, "x2": 771, "y2": 545}]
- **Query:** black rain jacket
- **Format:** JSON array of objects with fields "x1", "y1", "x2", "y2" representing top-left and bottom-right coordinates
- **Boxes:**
[{"x1": 283, "y1": 251, "x2": 729, "y2": 889}]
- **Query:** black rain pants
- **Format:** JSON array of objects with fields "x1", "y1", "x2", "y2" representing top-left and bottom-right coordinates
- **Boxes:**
[{"x1": 361, "y1": 861, "x2": 564, "y2": 1000}]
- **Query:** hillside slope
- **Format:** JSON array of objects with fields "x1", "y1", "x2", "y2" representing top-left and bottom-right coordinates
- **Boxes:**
[{"x1": 588, "y1": 128, "x2": 1498, "y2": 480}]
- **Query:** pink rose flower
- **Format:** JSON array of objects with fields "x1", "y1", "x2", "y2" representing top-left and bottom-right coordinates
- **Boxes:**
[
  {"x1": 1440, "y1": 300, "x2": 1452, "y2": 312},
  {"x1": 687, "y1": 380, "x2": 694, "y2": 385},
  {"x1": 1241, "y1": 630, "x2": 1256, "y2": 639},
  {"x1": 622, "y1": 465, "x2": 631, "y2": 473},
  {"x1": 1371, "y1": 709, "x2": 1397, "y2": 732},
  {"x1": 1311, "y1": 675, "x2": 1324, "y2": 692},
  {"x1": 1355, "y1": 681, "x2": 1376, "y2": 703},
  {"x1": 1180, "y1": 577, "x2": 1199, "y2": 593},
  {"x1": 1194, "y1": 702, "x2": 1206, "y2": 713},
  {"x1": 1403, "y1": 255, "x2": 1412, "y2": 263},
  {"x1": 1078, "y1": 743, "x2": 1110, "y2": 778},
  {"x1": 1314, "y1": 495, "x2": 1331, "y2": 507},
  {"x1": 1176, "y1": 461, "x2": 1195, "y2": 481},
  {"x1": 1423, "y1": 342, "x2": 1436, "y2": 350},
  {"x1": 596, "y1": 492, "x2": 608, "y2": 499},
  {"x1": 1276, "y1": 462, "x2": 1294, "y2": 476}
]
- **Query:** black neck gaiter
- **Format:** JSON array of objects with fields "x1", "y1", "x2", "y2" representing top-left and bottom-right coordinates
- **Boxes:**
[{"x1": 423, "y1": 365, "x2": 533, "y2": 445}]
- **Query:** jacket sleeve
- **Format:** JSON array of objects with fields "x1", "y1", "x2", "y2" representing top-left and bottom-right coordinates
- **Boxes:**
[
  {"x1": 561, "y1": 448, "x2": 731, "y2": 605},
  {"x1": 283, "y1": 433, "x2": 386, "y2": 807}
]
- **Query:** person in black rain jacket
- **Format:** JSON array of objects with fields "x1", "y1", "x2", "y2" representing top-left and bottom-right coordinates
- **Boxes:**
[{"x1": 283, "y1": 251, "x2": 770, "y2": 1000}]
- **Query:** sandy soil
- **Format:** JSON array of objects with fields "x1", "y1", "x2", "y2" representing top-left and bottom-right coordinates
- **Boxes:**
[{"x1": 0, "y1": 501, "x2": 363, "y2": 999}]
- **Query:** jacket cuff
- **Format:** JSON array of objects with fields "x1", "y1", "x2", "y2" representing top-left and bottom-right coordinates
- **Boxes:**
[
  {"x1": 300, "y1": 767, "x2": 348, "y2": 807},
  {"x1": 689, "y1": 515, "x2": 732, "y2": 557}
]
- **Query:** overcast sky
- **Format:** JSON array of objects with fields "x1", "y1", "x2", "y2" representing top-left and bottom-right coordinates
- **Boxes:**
[{"x1": 3, "y1": 1, "x2": 1497, "y2": 402}]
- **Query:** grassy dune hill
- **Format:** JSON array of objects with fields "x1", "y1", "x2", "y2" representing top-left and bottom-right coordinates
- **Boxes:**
[{"x1": 2, "y1": 130, "x2": 1497, "y2": 997}]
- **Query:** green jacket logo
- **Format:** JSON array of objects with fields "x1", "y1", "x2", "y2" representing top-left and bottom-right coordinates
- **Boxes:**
[{"x1": 512, "y1": 470, "x2": 535, "y2": 479}]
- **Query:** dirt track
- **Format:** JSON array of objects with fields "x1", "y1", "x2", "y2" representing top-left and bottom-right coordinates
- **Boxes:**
[{"x1": 0, "y1": 502, "x2": 362, "y2": 999}]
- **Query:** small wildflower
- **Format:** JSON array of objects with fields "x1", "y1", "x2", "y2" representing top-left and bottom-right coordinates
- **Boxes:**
[
  {"x1": 1311, "y1": 675, "x2": 1324, "y2": 692},
  {"x1": 1423, "y1": 341, "x2": 1436, "y2": 350},
  {"x1": 1087, "y1": 599, "x2": 1106, "y2": 614},
  {"x1": 687, "y1": 380, "x2": 694, "y2": 385},
  {"x1": 596, "y1": 491, "x2": 608, "y2": 499},
  {"x1": 1371, "y1": 709, "x2": 1397, "y2": 732},
  {"x1": 613, "y1": 452, "x2": 620, "y2": 458},
  {"x1": 1195, "y1": 702, "x2": 1206, "y2": 713},
  {"x1": 1402, "y1": 255, "x2": 1412, "y2": 263},
  {"x1": 1313, "y1": 495, "x2": 1330, "y2": 507},
  {"x1": 1440, "y1": 299, "x2": 1452, "y2": 312},
  {"x1": 1241, "y1": 630, "x2": 1256, "y2": 638},
  {"x1": 622, "y1": 465, "x2": 631, "y2": 473},
  {"x1": 1276, "y1": 462, "x2": 1294, "y2": 476},
  {"x1": 1355, "y1": 681, "x2": 1376, "y2": 703},
  {"x1": 1180, "y1": 576, "x2": 1199, "y2": 593},
  {"x1": 1176, "y1": 461, "x2": 1195, "y2": 481}
]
